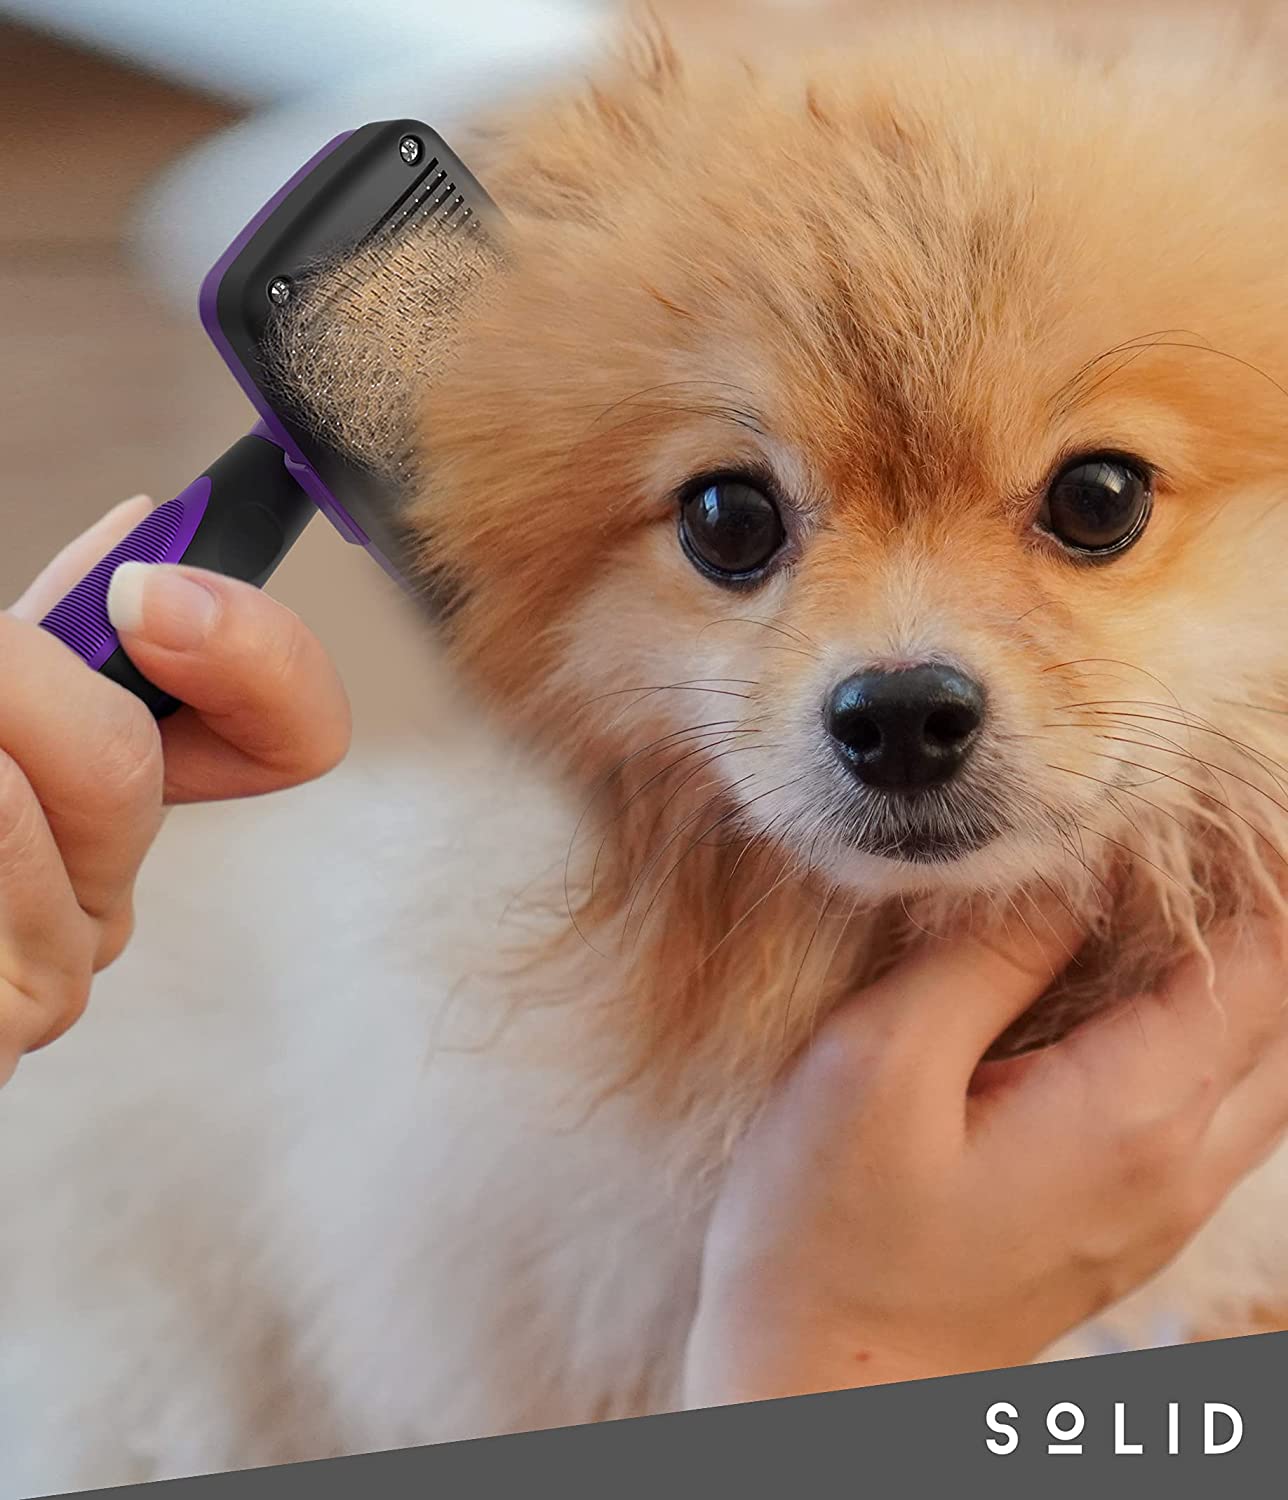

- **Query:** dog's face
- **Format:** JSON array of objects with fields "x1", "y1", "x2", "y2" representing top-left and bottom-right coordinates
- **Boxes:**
[{"x1": 414, "y1": 23, "x2": 1288, "y2": 932}]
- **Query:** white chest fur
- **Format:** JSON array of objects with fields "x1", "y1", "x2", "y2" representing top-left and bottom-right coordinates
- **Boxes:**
[{"x1": 2, "y1": 719, "x2": 1286, "y2": 1496}]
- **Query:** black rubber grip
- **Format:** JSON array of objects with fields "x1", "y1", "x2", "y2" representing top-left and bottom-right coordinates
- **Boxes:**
[{"x1": 41, "y1": 432, "x2": 315, "y2": 717}]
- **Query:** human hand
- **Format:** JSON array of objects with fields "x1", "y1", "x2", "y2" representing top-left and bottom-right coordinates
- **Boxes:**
[
  {"x1": 683, "y1": 907, "x2": 1288, "y2": 1404},
  {"x1": 0, "y1": 496, "x2": 351, "y2": 1085}
]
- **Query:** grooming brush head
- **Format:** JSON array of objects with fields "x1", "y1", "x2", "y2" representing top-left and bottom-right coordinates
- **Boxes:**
[{"x1": 265, "y1": 140, "x2": 505, "y2": 497}]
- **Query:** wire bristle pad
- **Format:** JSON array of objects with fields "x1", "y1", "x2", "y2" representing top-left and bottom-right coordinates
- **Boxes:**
[{"x1": 265, "y1": 162, "x2": 503, "y2": 493}]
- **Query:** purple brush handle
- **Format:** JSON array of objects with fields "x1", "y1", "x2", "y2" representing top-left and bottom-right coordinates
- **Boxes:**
[
  {"x1": 39, "y1": 428, "x2": 315, "y2": 717},
  {"x1": 41, "y1": 479, "x2": 212, "y2": 673}
]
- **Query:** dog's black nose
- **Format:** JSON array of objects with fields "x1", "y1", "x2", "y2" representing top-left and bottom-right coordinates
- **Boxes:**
[{"x1": 826, "y1": 664, "x2": 985, "y2": 792}]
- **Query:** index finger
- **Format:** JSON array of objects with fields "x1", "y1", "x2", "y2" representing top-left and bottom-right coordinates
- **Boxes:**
[
  {"x1": 834, "y1": 892, "x2": 1085, "y2": 1103},
  {"x1": 105, "y1": 562, "x2": 352, "y2": 803}
]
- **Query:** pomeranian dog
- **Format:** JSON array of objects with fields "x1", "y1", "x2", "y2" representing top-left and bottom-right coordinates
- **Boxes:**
[{"x1": 4, "y1": 1, "x2": 1288, "y2": 1491}]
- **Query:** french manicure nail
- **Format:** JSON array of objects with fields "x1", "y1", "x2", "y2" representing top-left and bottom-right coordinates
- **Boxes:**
[{"x1": 107, "y1": 563, "x2": 219, "y2": 650}]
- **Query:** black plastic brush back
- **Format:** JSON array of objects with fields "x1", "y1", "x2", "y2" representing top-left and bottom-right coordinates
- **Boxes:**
[
  {"x1": 77, "y1": 434, "x2": 315, "y2": 717},
  {"x1": 214, "y1": 119, "x2": 502, "y2": 561}
]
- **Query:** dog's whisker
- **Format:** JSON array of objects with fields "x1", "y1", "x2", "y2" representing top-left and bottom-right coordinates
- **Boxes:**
[
  {"x1": 1094, "y1": 733, "x2": 1288, "y2": 824},
  {"x1": 718, "y1": 806, "x2": 801, "y2": 902},
  {"x1": 1034, "y1": 871, "x2": 1087, "y2": 933},
  {"x1": 1046, "y1": 765, "x2": 1209, "y2": 900},
  {"x1": 584, "y1": 378, "x2": 768, "y2": 436},
  {"x1": 592, "y1": 681, "x2": 759, "y2": 735},
  {"x1": 587, "y1": 734, "x2": 764, "y2": 896},
  {"x1": 1085, "y1": 744, "x2": 1288, "y2": 870},
  {"x1": 782, "y1": 877, "x2": 839, "y2": 1048},
  {"x1": 1053, "y1": 328, "x2": 1209, "y2": 414},
  {"x1": 897, "y1": 891, "x2": 943, "y2": 942},
  {"x1": 577, "y1": 678, "x2": 761, "y2": 711},
  {"x1": 621, "y1": 774, "x2": 765, "y2": 941},
  {"x1": 1051, "y1": 759, "x2": 1193, "y2": 839},
  {"x1": 1002, "y1": 888, "x2": 1047, "y2": 958},
  {"x1": 633, "y1": 742, "x2": 767, "y2": 863},
  {"x1": 693, "y1": 859, "x2": 803, "y2": 972},
  {"x1": 699, "y1": 614, "x2": 823, "y2": 657},
  {"x1": 562, "y1": 719, "x2": 753, "y2": 952},
  {"x1": 808, "y1": 890, "x2": 867, "y2": 1041},
  {"x1": 1042, "y1": 659, "x2": 1188, "y2": 719},
  {"x1": 1066, "y1": 818, "x2": 1191, "y2": 899},
  {"x1": 1074, "y1": 706, "x2": 1288, "y2": 797},
  {"x1": 625, "y1": 780, "x2": 796, "y2": 946}
]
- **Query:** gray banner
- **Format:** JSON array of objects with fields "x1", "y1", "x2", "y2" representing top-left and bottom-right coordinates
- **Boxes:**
[{"x1": 58, "y1": 1332, "x2": 1287, "y2": 1499}]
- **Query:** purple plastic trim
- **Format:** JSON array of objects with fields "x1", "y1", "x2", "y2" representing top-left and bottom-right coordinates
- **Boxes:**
[
  {"x1": 40, "y1": 478, "x2": 212, "y2": 669},
  {"x1": 199, "y1": 129, "x2": 371, "y2": 548},
  {"x1": 364, "y1": 540, "x2": 408, "y2": 589},
  {"x1": 283, "y1": 453, "x2": 368, "y2": 545}
]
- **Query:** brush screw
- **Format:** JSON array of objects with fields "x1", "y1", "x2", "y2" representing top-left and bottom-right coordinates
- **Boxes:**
[
  {"x1": 267, "y1": 276, "x2": 293, "y2": 307},
  {"x1": 399, "y1": 135, "x2": 422, "y2": 165}
]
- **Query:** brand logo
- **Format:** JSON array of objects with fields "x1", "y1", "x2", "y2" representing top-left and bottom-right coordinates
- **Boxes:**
[{"x1": 985, "y1": 1401, "x2": 1243, "y2": 1457}]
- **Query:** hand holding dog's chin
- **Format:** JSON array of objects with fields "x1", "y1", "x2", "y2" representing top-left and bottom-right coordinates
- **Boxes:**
[{"x1": 681, "y1": 908, "x2": 1288, "y2": 1409}]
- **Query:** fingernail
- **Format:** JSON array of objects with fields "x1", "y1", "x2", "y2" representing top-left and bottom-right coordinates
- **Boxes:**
[{"x1": 107, "y1": 563, "x2": 219, "y2": 650}]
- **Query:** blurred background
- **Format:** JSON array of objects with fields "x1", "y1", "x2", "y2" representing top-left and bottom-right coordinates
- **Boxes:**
[{"x1": 0, "y1": 0, "x2": 613, "y2": 739}]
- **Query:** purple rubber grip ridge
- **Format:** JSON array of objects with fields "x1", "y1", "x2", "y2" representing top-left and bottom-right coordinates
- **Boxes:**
[{"x1": 39, "y1": 479, "x2": 212, "y2": 670}]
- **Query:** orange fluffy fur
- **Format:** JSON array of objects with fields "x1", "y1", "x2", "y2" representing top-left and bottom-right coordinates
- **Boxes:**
[{"x1": 404, "y1": 5, "x2": 1288, "y2": 1160}]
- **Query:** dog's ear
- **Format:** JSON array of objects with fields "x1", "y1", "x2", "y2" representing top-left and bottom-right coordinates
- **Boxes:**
[{"x1": 466, "y1": 8, "x2": 684, "y2": 227}]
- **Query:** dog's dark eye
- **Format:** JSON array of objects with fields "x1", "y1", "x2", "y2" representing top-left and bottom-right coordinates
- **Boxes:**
[
  {"x1": 1038, "y1": 454, "x2": 1153, "y2": 557},
  {"x1": 679, "y1": 478, "x2": 785, "y2": 583}
]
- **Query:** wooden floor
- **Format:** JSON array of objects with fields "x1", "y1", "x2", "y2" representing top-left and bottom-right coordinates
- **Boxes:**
[{"x1": 0, "y1": 22, "x2": 436, "y2": 736}]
